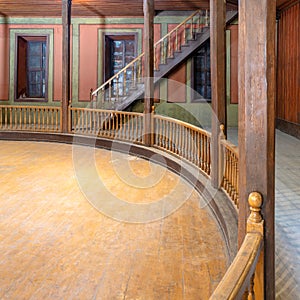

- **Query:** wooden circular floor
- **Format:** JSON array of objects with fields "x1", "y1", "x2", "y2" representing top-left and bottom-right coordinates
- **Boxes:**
[{"x1": 0, "y1": 141, "x2": 228, "y2": 299}]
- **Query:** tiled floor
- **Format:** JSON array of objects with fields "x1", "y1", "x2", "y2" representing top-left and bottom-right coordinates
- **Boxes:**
[
  {"x1": 0, "y1": 141, "x2": 228, "y2": 299},
  {"x1": 228, "y1": 129, "x2": 300, "y2": 299},
  {"x1": 274, "y1": 131, "x2": 300, "y2": 299}
]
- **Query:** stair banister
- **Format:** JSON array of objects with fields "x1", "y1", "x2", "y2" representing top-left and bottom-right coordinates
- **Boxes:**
[{"x1": 91, "y1": 10, "x2": 206, "y2": 101}]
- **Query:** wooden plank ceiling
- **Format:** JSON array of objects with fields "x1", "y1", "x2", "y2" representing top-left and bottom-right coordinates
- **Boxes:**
[
  {"x1": 0, "y1": 0, "x2": 293, "y2": 17},
  {"x1": 0, "y1": 0, "x2": 230, "y2": 17}
]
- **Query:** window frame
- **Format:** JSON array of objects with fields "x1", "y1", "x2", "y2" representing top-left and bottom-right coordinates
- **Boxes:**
[
  {"x1": 191, "y1": 40, "x2": 212, "y2": 103},
  {"x1": 14, "y1": 34, "x2": 50, "y2": 103},
  {"x1": 103, "y1": 32, "x2": 138, "y2": 83}
]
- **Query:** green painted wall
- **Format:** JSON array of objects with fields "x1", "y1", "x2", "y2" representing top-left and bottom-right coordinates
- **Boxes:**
[{"x1": 0, "y1": 14, "x2": 238, "y2": 127}]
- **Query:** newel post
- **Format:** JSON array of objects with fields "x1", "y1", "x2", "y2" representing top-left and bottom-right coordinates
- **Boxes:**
[
  {"x1": 210, "y1": 0, "x2": 227, "y2": 189},
  {"x1": 238, "y1": 0, "x2": 276, "y2": 298},
  {"x1": 143, "y1": 0, "x2": 154, "y2": 146},
  {"x1": 62, "y1": 0, "x2": 72, "y2": 133},
  {"x1": 247, "y1": 192, "x2": 264, "y2": 300},
  {"x1": 218, "y1": 124, "x2": 226, "y2": 188}
]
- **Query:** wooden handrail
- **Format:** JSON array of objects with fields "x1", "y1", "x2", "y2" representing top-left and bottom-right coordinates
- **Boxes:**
[
  {"x1": 219, "y1": 125, "x2": 239, "y2": 207},
  {"x1": 154, "y1": 114, "x2": 211, "y2": 135},
  {"x1": 91, "y1": 10, "x2": 208, "y2": 96},
  {"x1": 0, "y1": 105, "x2": 61, "y2": 132},
  {"x1": 210, "y1": 192, "x2": 264, "y2": 299},
  {"x1": 154, "y1": 9, "x2": 206, "y2": 46},
  {"x1": 0, "y1": 105, "x2": 264, "y2": 299},
  {"x1": 153, "y1": 114, "x2": 211, "y2": 175}
]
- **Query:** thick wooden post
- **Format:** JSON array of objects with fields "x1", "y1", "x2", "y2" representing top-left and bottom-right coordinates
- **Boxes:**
[
  {"x1": 143, "y1": 0, "x2": 154, "y2": 146},
  {"x1": 61, "y1": 0, "x2": 71, "y2": 133},
  {"x1": 210, "y1": 0, "x2": 227, "y2": 188},
  {"x1": 238, "y1": 0, "x2": 276, "y2": 299}
]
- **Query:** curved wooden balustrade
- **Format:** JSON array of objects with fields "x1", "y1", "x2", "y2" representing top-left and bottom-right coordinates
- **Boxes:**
[
  {"x1": 219, "y1": 125, "x2": 239, "y2": 208},
  {"x1": 153, "y1": 114, "x2": 211, "y2": 176},
  {"x1": 210, "y1": 192, "x2": 264, "y2": 299},
  {"x1": 69, "y1": 107, "x2": 144, "y2": 144},
  {"x1": 91, "y1": 9, "x2": 208, "y2": 106},
  {"x1": 0, "y1": 105, "x2": 61, "y2": 132},
  {"x1": 0, "y1": 105, "x2": 261, "y2": 299}
]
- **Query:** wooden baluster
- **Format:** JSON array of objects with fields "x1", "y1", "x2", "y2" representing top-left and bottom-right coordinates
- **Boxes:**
[
  {"x1": 2, "y1": 107, "x2": 5, "y2": 129},
  {"x1": 165, "y1": 120, "x2": 168, "y2": 150},
  {"x1": 172, "y1": 122, "x2": 175, "y2": 153},
  {"x1": 0, "y1": 107, "x2": 2, "y2": 129},
  {"x1": 89, "y1": 110, "x2": 92, "y2": 134},
  {"x1": 175, "y1": 29, "x2": 179, "y2": 52},
  {"x1": 37, "y1": 108, "x2": 40, "y2": 130},
  {"x1": 197, "y1": 11, "x2": 201, "y2": 33},
  {"x1": 183, "y1": 23, "x2": 187, "y2": 45},
  {"x1": 154, "y1": 45, "x2": 157, "y2": 71},
  {"x1": 43, "y1": 108, "x2": 46, "y2": 131},
  {"x1": 16, "y1": 107, "x2": 19, "y2": 130},
  {"x1": 191, "y1": 129, "x2": 195, "y2": 164},
  {"x1": 205, "y1": 9, "x2": 209, "y2": 27},
  {"x1": 190, "y1": 17, "x2": 194, "y2": 40},
  {"x1": 174, "y1": 123, "x2": 178, "y2": 154},
  {"x1": 165, "y1": 120, "x2": 169, "y2": 150},
  {"x1": 234, "y1": 157, "x2": 238, "y2": 204},
  {"x1": 46, "y1": 109, "x2": 50, "y2": 131},
  {"x1": 167, "y1": 35, "x2": 171, "y2": 58},
  {"x1": 12, "y1": 107, "x2": 14, "y2": 130},
  {"x1": 247, "y1": 273, "x2": 255, "y2": 300},
  {"x1": 58, "y1": 108, "x2": 61, "y2": 132},
  {"x1": 160, "y1": 41, "x2": 163, "y2": 64},
  {"x1": 85, "y1": 110, "x2": 88, "y2": 133},
  {"x1": 124, "y1": 71, "x2": 127, "y2": 96},
  {"x1": 225, "y1": 149, "x2": 229, "y2": 191},
  {"x1": 236, "y1": 165, "x2": 240, "y2": 207},
  {"x1": 5, "y1": 107, "x2": 7, "y2": 129},
  {"x1": 203, "y1": 135, "x2": 207, "y2": 173},
  {"x1": 178, "y1": 123, "x2": 182, "y2": 156},
  {"x1": 208, "y1": 137, "x2": 211, "y2": 175},
  {"x1": 231, "y1": 153, "x2": 235, "y2": 198},
  {"x1": 50, "y1": 108, "x2": 53, "y2": 131},
  {"x1": 80, "y1": 110, "x2": 83, "y2": 133},
  {"x1": 131, "y1": 63, "x2": 135, "y2": 88},
  {"x1": 24, "y1": 107, "x2": 28, "y2": 130}
]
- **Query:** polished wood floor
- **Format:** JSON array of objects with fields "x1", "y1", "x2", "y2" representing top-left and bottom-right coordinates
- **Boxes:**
[{"x1": 0, "y1": 141, "x2": 228, "y2": 299}]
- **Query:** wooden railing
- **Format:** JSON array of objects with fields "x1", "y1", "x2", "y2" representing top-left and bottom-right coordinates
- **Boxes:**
[
  {"x1": 210, "y1": 192, "x2": 264, "y2": 299},
  {"x1": 153, "y1": 9, "x2": 209, "y2": 70},
  {"x1": 153, "y1": 115, "x2": 211, "y2": 176},
  {"x1": 219, "y1": 125, "x2": 239, "y2": 207},
  {"x1": 91, "y1": 9, "x2": 208, "y2": 107},
  {"x1": 0, "y1": 105, "x2": 61, "y2": 132},
  {"x1": 0, "y1": 105, "x2": 263, "y2": 299},
  {"x1": 69, "y1": 107, "x2": 144, "y2": 144}
]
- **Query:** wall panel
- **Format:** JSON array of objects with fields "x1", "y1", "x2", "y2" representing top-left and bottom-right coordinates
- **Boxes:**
[{"x1": 277, "y1": 3, "x2": 300, "y2": 124}]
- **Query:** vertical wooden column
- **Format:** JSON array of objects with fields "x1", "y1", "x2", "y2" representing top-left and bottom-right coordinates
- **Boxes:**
[
  {"x1": 238, "y1": 0, "x2": 276, "y2": 299},
  {"x1": 61, "y1": 0, "x2": 71, "y2": 133},
  {"x1": 210, "y1": 0, "x2": 227, "y2": 188},
  {"x1": 143, "y1": 0, "x2": 154, "y2": 146}
]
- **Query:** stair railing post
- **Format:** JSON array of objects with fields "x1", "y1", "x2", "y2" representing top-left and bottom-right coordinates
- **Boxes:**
[{"x1": 143, "y1": 0, "x2": 154, "y2": 146}]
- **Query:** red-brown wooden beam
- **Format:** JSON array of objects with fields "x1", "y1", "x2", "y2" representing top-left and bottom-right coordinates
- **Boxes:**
[
  {"x1": 61, "y1": 0, "x2": 71, "y2": 133},
  {"x1": 143, "y1": 0, "x2": 154, "y2": 146},
  {"x1": 210, "y1": 0, "x2": 227, "y2": 188},
  {"x1": 238, "y1": 0, "x2": 276, "y2": 298}
]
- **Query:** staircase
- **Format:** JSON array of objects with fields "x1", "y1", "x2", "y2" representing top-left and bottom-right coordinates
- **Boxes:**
[{"x1": 91, "y1": 10, "x2": 238, "y2": 111}]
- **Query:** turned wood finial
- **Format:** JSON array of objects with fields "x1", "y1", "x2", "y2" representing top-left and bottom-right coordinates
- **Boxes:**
[
  {"x1": 219, "y1": 124, "x2": 226, "y2": 139},
  {"x1": 248, "y1": 192, "x2": 263, "y2": 223}
]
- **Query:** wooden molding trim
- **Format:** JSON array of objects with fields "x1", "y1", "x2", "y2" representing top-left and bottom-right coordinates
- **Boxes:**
[{"x1": 276, "y1": 118, "x2": 300, "y2": 139}]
